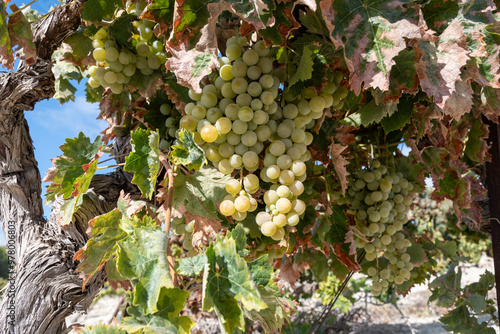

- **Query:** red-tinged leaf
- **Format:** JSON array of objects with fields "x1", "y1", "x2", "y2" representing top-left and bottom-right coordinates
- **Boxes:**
[
  {"x1": 344, "y1": 229, "x2": 356, "y2": 256},
  {"x1": 165, "y1": 1, "x2": 226, "y2": 93},
  {"x1": 0, "y1": 2, "x2": 13, "y2": 69},
  {"x1": 178, "y1": 205, "x2": 223, "y2": 248},
  {"x1": 415, "y1": 21, "x2": 470, "y2": 109},
  {"x1": 332, "y1": 243, "x2": 361, "y2": 272},
  {"x1": 98, "y1": 90, "x2": 132, "y2": 143},
  {"x1": 259, "y1": 2, "x2": 300, "y2": 46},
  {"x1": 320, "y1": 0, "x2": 421, "y2": 95},
  {"x1": 74, "y1": 209, "x2": 127, "y2": 288},
  {"x1": 7, "y1": 4, "x2": 36, "y2": 65},
  {"x1": 278, "y1": 256, "x2": 302, "y2": 287},
  {"x1": 328, "y1": 142, "x2": 350, "y2": 196}
]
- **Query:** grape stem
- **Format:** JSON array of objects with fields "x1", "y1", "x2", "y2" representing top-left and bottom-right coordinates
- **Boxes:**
[
  {"x1": 96, "y1": 163, "x2": 125, "y2": 170},
  {"x1": 97, "y1": 153, "x2": 129, "y2": 165},
  {"x1": 161, "y1": 159, "x2": 180, "y2": 287}
]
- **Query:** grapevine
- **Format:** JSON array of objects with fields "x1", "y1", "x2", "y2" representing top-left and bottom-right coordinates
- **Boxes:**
[{"x1": 1, "y1": 0, "x2": 498, "y2": 333}]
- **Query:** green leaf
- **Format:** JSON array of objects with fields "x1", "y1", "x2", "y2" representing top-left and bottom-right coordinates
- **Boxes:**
[
  {"x1": 345, "y1": 98, "x2": 399, "y2": 127},
  {"x1": 226, "y1": 224, "x2": 248, "y2": 256},
  {"x1": 467, "y1": 294, "x2": 488, "y2": 313},
  {"x1": 64, "y1": 32, "x2": 92, "y2": 61},
  {"x1": 243, "y1": 287, "x2": 295, "y2": 333},
  {"x1": 123, "y1": 288, "x2": 194, "y2": 334},
  {"x1": 45, "y1": 132, "x2": 102, "y2": 202},
  {"x1": 82, "y1": 322, "x2": 126, "y2": 334},
  {"x1": 469, "y1": 271, "x2": 495, "y2": 296},
  {"x1": 406, "y1": 244, "x2": 426, "y2": 266},
  {"x1": 108, "y1": 14, "x2": 135, "y2": 49},
  {"x1": 324, "y1": 0, "x2": 420, "y2": 94},
  {"x1": 465, "y1": 118, "x2": 487, "y2": 163},
  {"x1": 176, "y1": 254, "x2": 207, "y2": 276},
  {"x1": 381, "y1": 96, "x2": 414, "y2": 133},
  {"x1": 143, "y1": 0, "x2": 175, "y2": 25},
  {"x1": 82, "y1": 0, "x2": 123, "y2": 22},
  {"x1": 117, "y1": 221, "x2": 173, "y2": 314},
  {"x1": 172, "y1": 167, "x2": 230, "y2": 220},
  {"x1": 192, "y1": 52, "x2": 213, "y2": 77},
  {"x1": 0, "y1": 3, "x2": 13, "y2": 69},
  {"x1": 325, "y1": 205, "x2": 348, "y2": 244},
  {"x1": 170, "y1": 130, "x2": 206, "y2": 170},
  {"x1": 144, "y1": 90, "x2": 173, "y2": 136},
  {"x1": 54, "y1": 76, "x2": 77, "y2": 104},
  {"x1": 124, "y1": 129, "x2": 160, "y2": 199},
  {"x1": 288, "y1": 45, "x2": 314, "y2": 87},
  {"x1": 75, "y1": 209, "x2": 126, "y2": 284},
  {"x1": 259, "y1": 2, "x2": 296, "y2": 46},
  {"x1": 203, "y1": 235, "x2": 266, "y2": 333},
  {"x1": 248, "y1": 255, "x2": 274, "y2": 287}
]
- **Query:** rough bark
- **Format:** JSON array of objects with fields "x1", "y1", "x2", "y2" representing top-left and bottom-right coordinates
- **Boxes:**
[{"x1": 0, "y1": 0, "x2": 136, "y2": 333}]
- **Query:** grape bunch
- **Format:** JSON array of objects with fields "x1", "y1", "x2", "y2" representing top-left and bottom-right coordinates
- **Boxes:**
[
  {"x1": 219, "y1": 176, "x2": 259, "y2": 222},
  {"x1": 159, "y1": 103, "x2": 182, "y2": 152},
  {"x1": 338, "y1": 161, "x2": 416, "y2": 296},
  {"x1": 171, "y1": 217, "x2": 198, "y2": 257},
  {"x1": 179, "y1": 36, "x2": 346, "y2": 241},
  {"x1": 87, "y1": 0, "x2": 166, "y2": 94}
]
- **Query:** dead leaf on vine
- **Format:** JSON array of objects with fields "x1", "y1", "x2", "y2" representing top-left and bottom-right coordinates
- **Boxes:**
[
  {"x1": 177, "y1": 205, "x2": 223, "y2": 248},
  {"x1": 443, "y1": 79, "x2": 473, "y2": 122},
  {"x1": 279, "y1": 256, "x2": 303, "y2": 287},
  {"x1": 8, "y1": 4, "x2": 36, "y2": 66},
  {"x1": 328, "y1": 142, "x2": 350, "y2": 196},
  {"x1": 332, "y1": 244, "x2": 361, "y2": 272}
]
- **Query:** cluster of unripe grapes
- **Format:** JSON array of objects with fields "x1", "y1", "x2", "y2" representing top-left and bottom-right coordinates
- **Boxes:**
[
  {"x1": 180, "y1": 36, "x2": 346, "y2": 241},
  {"x1": 171, "y1": 217, "x2": 197, "y2": 257},
  {"x1": 219, "y1": 176, "x2": 259, "y2": 221},
  {"x1": 87, "y1": 0, "x2": 165, "y2": 94},
  {"x1": 337, "y1": 161, "x2": 416, "y2": 296},
  {"x1": 159, "y1": 103, "x2": 182, "y2": 151}
]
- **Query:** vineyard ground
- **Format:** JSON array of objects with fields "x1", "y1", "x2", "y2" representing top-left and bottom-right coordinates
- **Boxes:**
[{"x1": 65, "y1": 254, "x2": 498, "y2": 333}]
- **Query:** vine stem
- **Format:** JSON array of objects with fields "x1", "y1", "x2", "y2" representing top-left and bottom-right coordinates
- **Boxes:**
[
  {"x1": 97, "y1": 153, "x2": 129, "y2": 165},
  {"x1": 28, "y1": 0, "x2": 78, "y2": 24},
  {"x1": 428, "y1": 268, "x2": 465, "y2": 299},
  {"x1": 163, "y1": 163, "x2": 179, "y2": 287},
  {"x1": 6, "y1": 0, "x2": 39, "y2": 18},
  {"x1": 96, "y1": 163, "x2": 125, "y2": 170}
]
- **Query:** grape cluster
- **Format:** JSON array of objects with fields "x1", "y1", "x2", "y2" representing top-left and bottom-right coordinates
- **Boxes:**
[
  {"x1": 219, "y1": 176, "x2": 259, "y2": 221},
  {"x1": 180, "y1": 37, "x2": 346, "y2": 240},
  {"x1": 338, "y1": 161, "x2": 416, "y2": 296},
  {"x1": 87, "y1": 1, "x2": 165, "y2": 94},
  {"x1": 171, "y1": 217, "x2": 197, "y2": 257},
  {"x1": 159, "y1": 103, "x2": 182, "y2": 152}
]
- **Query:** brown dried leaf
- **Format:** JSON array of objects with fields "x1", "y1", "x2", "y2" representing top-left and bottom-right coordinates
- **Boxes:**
[
  {"x1": 279, "y1": 256, "x2": 303, "y2": 287},
  {"x1": 332, "y1": 244, "x2": 361, "y2": 272},
  {"x1": 8, "y1": 4, "x2": 36, "y2": 65},
  {"x1": 328, "y1": 142, "x2": 350, "y2": 196},
  {"x1": 443, "y1": 79, "x2": 473, "y2": 122}
]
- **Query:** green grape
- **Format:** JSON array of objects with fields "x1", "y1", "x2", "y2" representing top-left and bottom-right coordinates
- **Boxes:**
[
  {"x1": 232, "y1": 77, "x2": 248, "y2": 95},
  {"x1": 242, "y1": 151, "x2": 259, "y2": 169},
  {"x1": 92, "y1": 48, "x2": 106, "y2": 62},
  {"x1": 220, "y1": 64, "x2": 234, "y2": 81},
  {"x1": 232, "y1": 59, "x2": 247, "y2": 77},
  {"x1": 236, "y1": 93, "x2": 252, "y2": 107},
  {"x1": 247, "y1": 65, "x2": 262, "y2": 80},
  {"x1": 242, "y1": 49, "x2": 259, "y2": 66},
  {"x1": 232, "y1": 119, "x2": 248, "y2": 135}
]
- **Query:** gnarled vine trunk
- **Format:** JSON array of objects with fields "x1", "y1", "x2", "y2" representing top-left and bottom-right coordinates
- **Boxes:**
[{"x1": 0, "y1": 1, "x2": 133, "y2": 332}]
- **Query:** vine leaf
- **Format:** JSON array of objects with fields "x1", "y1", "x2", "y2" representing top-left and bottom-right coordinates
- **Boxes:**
[
  {"x1": 259, "y1": 1, "x2": 299, "y2": 46},
  {"x1": 124, "y1": 128, "x2": 160, "y2": 200},
  {"x1": 116, "y1": 221, "x2": 174, "y2": 314},
  {"x1": 328, "y1": 142, "x2": 350, "y2": 196},
  {"x1": 345, "y1": 98, "x2": 399, "y2": 127},
  {"x1": 0, "y1": 3, "x2": 13, "y2": 69},
  {"x1": 443, "y1": 79, "x2": 473, "y2": 121},
  {"x1": 165, "y1": 2, "x2": 224, "y2": 93},
  {"x1": 176, "y1": 254, "x2": 207, "y2": 276},
  {"x1": 74, "y1": 209, "x2": 126, "y2": 287},
  {"x1": 7, "y1": 4, "x2": 36, "y2": 65},
  {"x1": 172, "y1": 167, "x2": 229, "y2": 220},
  {"x1": 123, "y1": 288, "x2": 194, "y2": 334},
  {"x1": 321, "y1": 0, "x2": 421, "y2": 95},
  {"x1": 288, "y1": 44, "x2": 314, "y2": 86},
  {"x1": 82, "y1": 0, "x2": 123, "y2": 22},
  {"x1": 44, "y1": 133, "x2": 103, "y2": 201},
  {"x1": 243, "y1": 287, "x2": 295, "y2": 334},
  {"x1": 415, "y1": 21, "x2": 469, "y2": 109},
  {"x1": 80, "y1": 322, "x2": 126, "y2": 333},
  {"x1": 203, "y1": 228, "x2": 267, "y2": 334},
  {"x1": 170, "y1": 130, "x2": 206, "y2": 170}
]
